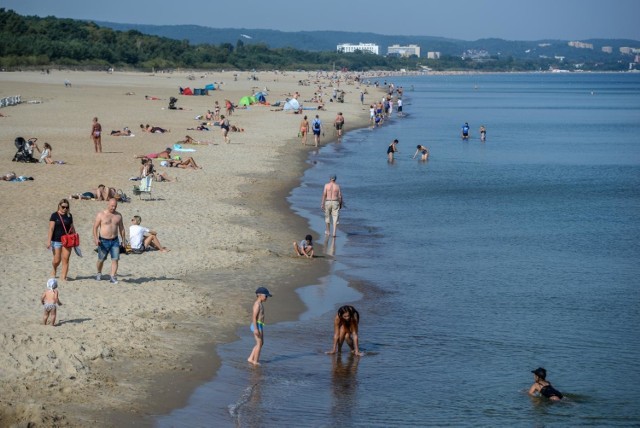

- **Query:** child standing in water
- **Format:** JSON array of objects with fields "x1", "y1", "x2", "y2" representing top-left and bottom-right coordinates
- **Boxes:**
[
  {"x1": 248, "y1": 286, "x2": 272, "y2": 365},
  {"x1": 41, "y1": 278, "x2": 62, "y2": 326}
]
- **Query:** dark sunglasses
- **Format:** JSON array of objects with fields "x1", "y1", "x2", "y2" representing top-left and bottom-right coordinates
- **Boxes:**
[{"x1": 60, "y1": 205, "x2": 69, "y2": 209}]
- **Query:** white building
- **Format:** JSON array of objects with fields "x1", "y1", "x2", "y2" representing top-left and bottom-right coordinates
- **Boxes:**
[
  {"x1": 568, "y1": 41, "x2": 593, "y2": 49},
  {"x1": 427, "y1": 51, "x2": 441, "y2": 59},
  {"x1": 387, "y1": 44, "x2": 421, "y2": 57},
  {"x1": 337, "y1": 43, "x2": 379, "y2": 55}
]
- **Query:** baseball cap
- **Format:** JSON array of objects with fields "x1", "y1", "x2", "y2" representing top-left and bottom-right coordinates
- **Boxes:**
[
  {"x1": 255, "y1": 286, "x2": 272, "y2": 297},
  {"x1": 330, "y1": 174, "x2": 337, "y2": 181},
  {"x1": 531, "y1": 367, "x2": 547, "y2": 379}
]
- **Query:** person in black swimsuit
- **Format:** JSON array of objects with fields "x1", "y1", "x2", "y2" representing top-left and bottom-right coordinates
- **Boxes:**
[
  {"x1": 387, "y1": 138, "x2": 399, "y2": 162},
  {"x1": 528, "y1": 367, "x2": 563, "y2": 400}
]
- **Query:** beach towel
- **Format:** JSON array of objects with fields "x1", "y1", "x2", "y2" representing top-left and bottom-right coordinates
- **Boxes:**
[{"x1": 172, "y1": 144, "x2": 196, "y2": 152}]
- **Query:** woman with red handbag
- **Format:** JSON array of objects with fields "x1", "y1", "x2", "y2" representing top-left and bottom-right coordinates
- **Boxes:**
[{"x1": 47, "y1": 198, "x2": 74, "y2": 281}]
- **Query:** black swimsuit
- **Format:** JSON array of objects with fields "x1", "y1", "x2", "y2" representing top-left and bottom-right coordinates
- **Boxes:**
[{"x1": 540, "y1": 384, "x2": 563, "y2": 399}]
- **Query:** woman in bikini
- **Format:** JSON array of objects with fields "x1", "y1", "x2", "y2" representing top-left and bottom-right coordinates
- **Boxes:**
[
  {"x1": 326, "y1": 305, "x2": 364, "y2": 356},
  {"x1": 300, "y1": 115, "x2": 310, "y2": 146}
]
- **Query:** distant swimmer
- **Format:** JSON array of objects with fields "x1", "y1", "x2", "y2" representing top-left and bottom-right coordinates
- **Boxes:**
[
  {"x1": 528, "y1": 367, "x2": 564, "y2": 401},
  {"x1": 326, "y1": 305, "x2": 364, "y2": 356},
  {"x1": 413, "y1": 145, "x2": 430, "y2": 161},
  {"x1": 461, "y1": 122, "x2": 470, "y2": 140},
  {"x1": 480, "y1": 125, "x2": 487, "y2": 142}
]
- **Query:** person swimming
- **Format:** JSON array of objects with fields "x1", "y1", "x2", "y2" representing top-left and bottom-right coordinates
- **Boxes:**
[{"x1": 528, "y1": 367, "x2": 563, "y2": 400}]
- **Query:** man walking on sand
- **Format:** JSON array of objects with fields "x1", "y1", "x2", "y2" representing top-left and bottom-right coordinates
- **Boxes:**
[
  {"x1": 321, "y1": 174, "x2": 343, "y2": 237},
  {"x1": 312, "y1": 115, "x2": 323, "y2": 147},
  {"x1": 93, "y1": 198, "x2": 126, "y2": 284},
  {"x1": 334, "y1": 112, "x2": 345, "y2": 138}
]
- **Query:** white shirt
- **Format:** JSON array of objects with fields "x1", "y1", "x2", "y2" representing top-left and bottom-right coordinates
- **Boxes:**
[{"x1": 129, "y1": 225, "x2": 149, "y2": 249}]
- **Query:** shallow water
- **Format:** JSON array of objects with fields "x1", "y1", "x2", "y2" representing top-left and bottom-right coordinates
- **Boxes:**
[{"x1": 158, "y1": 73, "x2": 640, "y2": 427}]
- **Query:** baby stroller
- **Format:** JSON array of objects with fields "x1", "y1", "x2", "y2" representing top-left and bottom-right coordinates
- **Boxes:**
[
  {"x1": 12, "y1": 137, "x2": 38, "y2": 163},
  {"x1": 168, "y1": 97, "x2": 178, "y2": 110}
]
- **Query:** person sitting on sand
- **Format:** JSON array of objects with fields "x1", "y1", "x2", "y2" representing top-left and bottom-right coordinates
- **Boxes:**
[
  {"x1": 140, "y1": 158, "x2": 174, "y2": 182},
  {"x1": 129, "y1": 215, "x2": 169, "y2": 254},
  {"x1": 293, "y1": 234, "x2": 314, "y2": 258},
  {"x1": 110, "y1": 127, "x2": 133, "y2": 136},
  {"x1": 39, "y1": 142, "x2": 54, "y2": 164},
  {"x1": 140, "y1": 124, "x2": 170, "y2": 133},
  {"x1": 134, "y1": 148, "x2": 172, "y2": 160}
]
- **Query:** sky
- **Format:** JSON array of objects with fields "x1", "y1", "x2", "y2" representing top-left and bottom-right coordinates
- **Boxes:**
[{"x1": 3, "y1": 0, "x2": 639, "y2": 41}]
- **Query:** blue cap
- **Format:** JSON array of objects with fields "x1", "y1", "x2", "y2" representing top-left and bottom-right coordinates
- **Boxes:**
[{"x1": 256, "y1": 286, "x2": 272, "y2": 297}]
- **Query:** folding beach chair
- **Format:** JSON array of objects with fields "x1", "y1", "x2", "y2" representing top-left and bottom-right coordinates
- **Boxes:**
[{"x1": 132, "y1": 175, "x2": 153, "y2": 200}]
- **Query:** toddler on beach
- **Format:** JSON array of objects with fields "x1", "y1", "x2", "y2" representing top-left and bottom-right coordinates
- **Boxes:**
[
  {"x1": 248, "y1": 286, "x2": 272, "y2": 365},
  {"x1": 41, "y1": 278, "x2": 62, "y2": 326}
]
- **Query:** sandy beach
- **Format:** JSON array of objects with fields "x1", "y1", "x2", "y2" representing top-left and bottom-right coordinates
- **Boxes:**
[{"x1": 0, "y1": 69, "x2": 374, "y2": 426}]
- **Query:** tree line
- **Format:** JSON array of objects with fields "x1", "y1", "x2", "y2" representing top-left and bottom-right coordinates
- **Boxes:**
[{"x1": 0, "y1": 9, "x2": 628, "y2": 72}]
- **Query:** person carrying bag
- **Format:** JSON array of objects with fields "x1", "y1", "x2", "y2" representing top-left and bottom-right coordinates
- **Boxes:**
[{"x1": 59, "y1": 213, "x2": 79, "y2": 248}]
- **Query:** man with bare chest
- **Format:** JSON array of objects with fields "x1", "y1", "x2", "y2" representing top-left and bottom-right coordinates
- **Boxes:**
[
  {"x1": 321, "y1": 174, "x2": 343, "y2": 237},
  {"x1": 93, "y1": 198, "x2": 126, "y2": 283}
]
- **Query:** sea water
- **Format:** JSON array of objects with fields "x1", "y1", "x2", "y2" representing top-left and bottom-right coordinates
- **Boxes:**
[{"x1": 157, "y1": 73, "x2": 640, "y2": 427}]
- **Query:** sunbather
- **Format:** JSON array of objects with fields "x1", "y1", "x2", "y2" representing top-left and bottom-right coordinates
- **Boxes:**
[
  {"x1": 180, "y1": 135, "x2": 213, "y2": 145},
  {"x1": 70, "y1": 184, "x2": 117, "y2": 200},
  {"x1": 110, "y1": 127, "x2": 133, "y2": 136},
  {"x1": 159, "y1": 157, "x2": 201, "y2": 170},
  {"x1": 134, "y1": 148, "x2": 172, "y2": 159},
  {"x1": 140, "y1": 124, "x2": 170, "y2": 133}
]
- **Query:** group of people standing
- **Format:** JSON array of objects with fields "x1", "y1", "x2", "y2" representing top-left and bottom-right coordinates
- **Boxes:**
[
  {"x1": 44, "y1": 196, "x2": 169, "y2": 324},
  {"x1": 461, "y1": 122, "x2": 487, "y2": 142},
  {"x1": 299, "y1": 112, "x2": 346, "y2": 147}
]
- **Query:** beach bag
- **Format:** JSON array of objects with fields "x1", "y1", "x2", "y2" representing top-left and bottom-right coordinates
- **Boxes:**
[
  {"x1": 61, "y1": 233, "x2": 80, "y2": 248},
  {"x1": 58, "y1": 213, "x2": 79, "y2": 248}
]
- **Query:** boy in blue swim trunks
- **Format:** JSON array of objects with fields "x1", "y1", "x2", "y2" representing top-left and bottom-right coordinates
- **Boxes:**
[{"x1": 248, "y1": 286, "x2": 272, "y2": 365}]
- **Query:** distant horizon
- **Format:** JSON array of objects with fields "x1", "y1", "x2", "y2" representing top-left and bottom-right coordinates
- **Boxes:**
[
  {"x1": 93, "y1": 21, "x2": 640, "y2": 44},
  {"x1": 2, "y1": 0, "x2": 639, "y2": 42}
]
